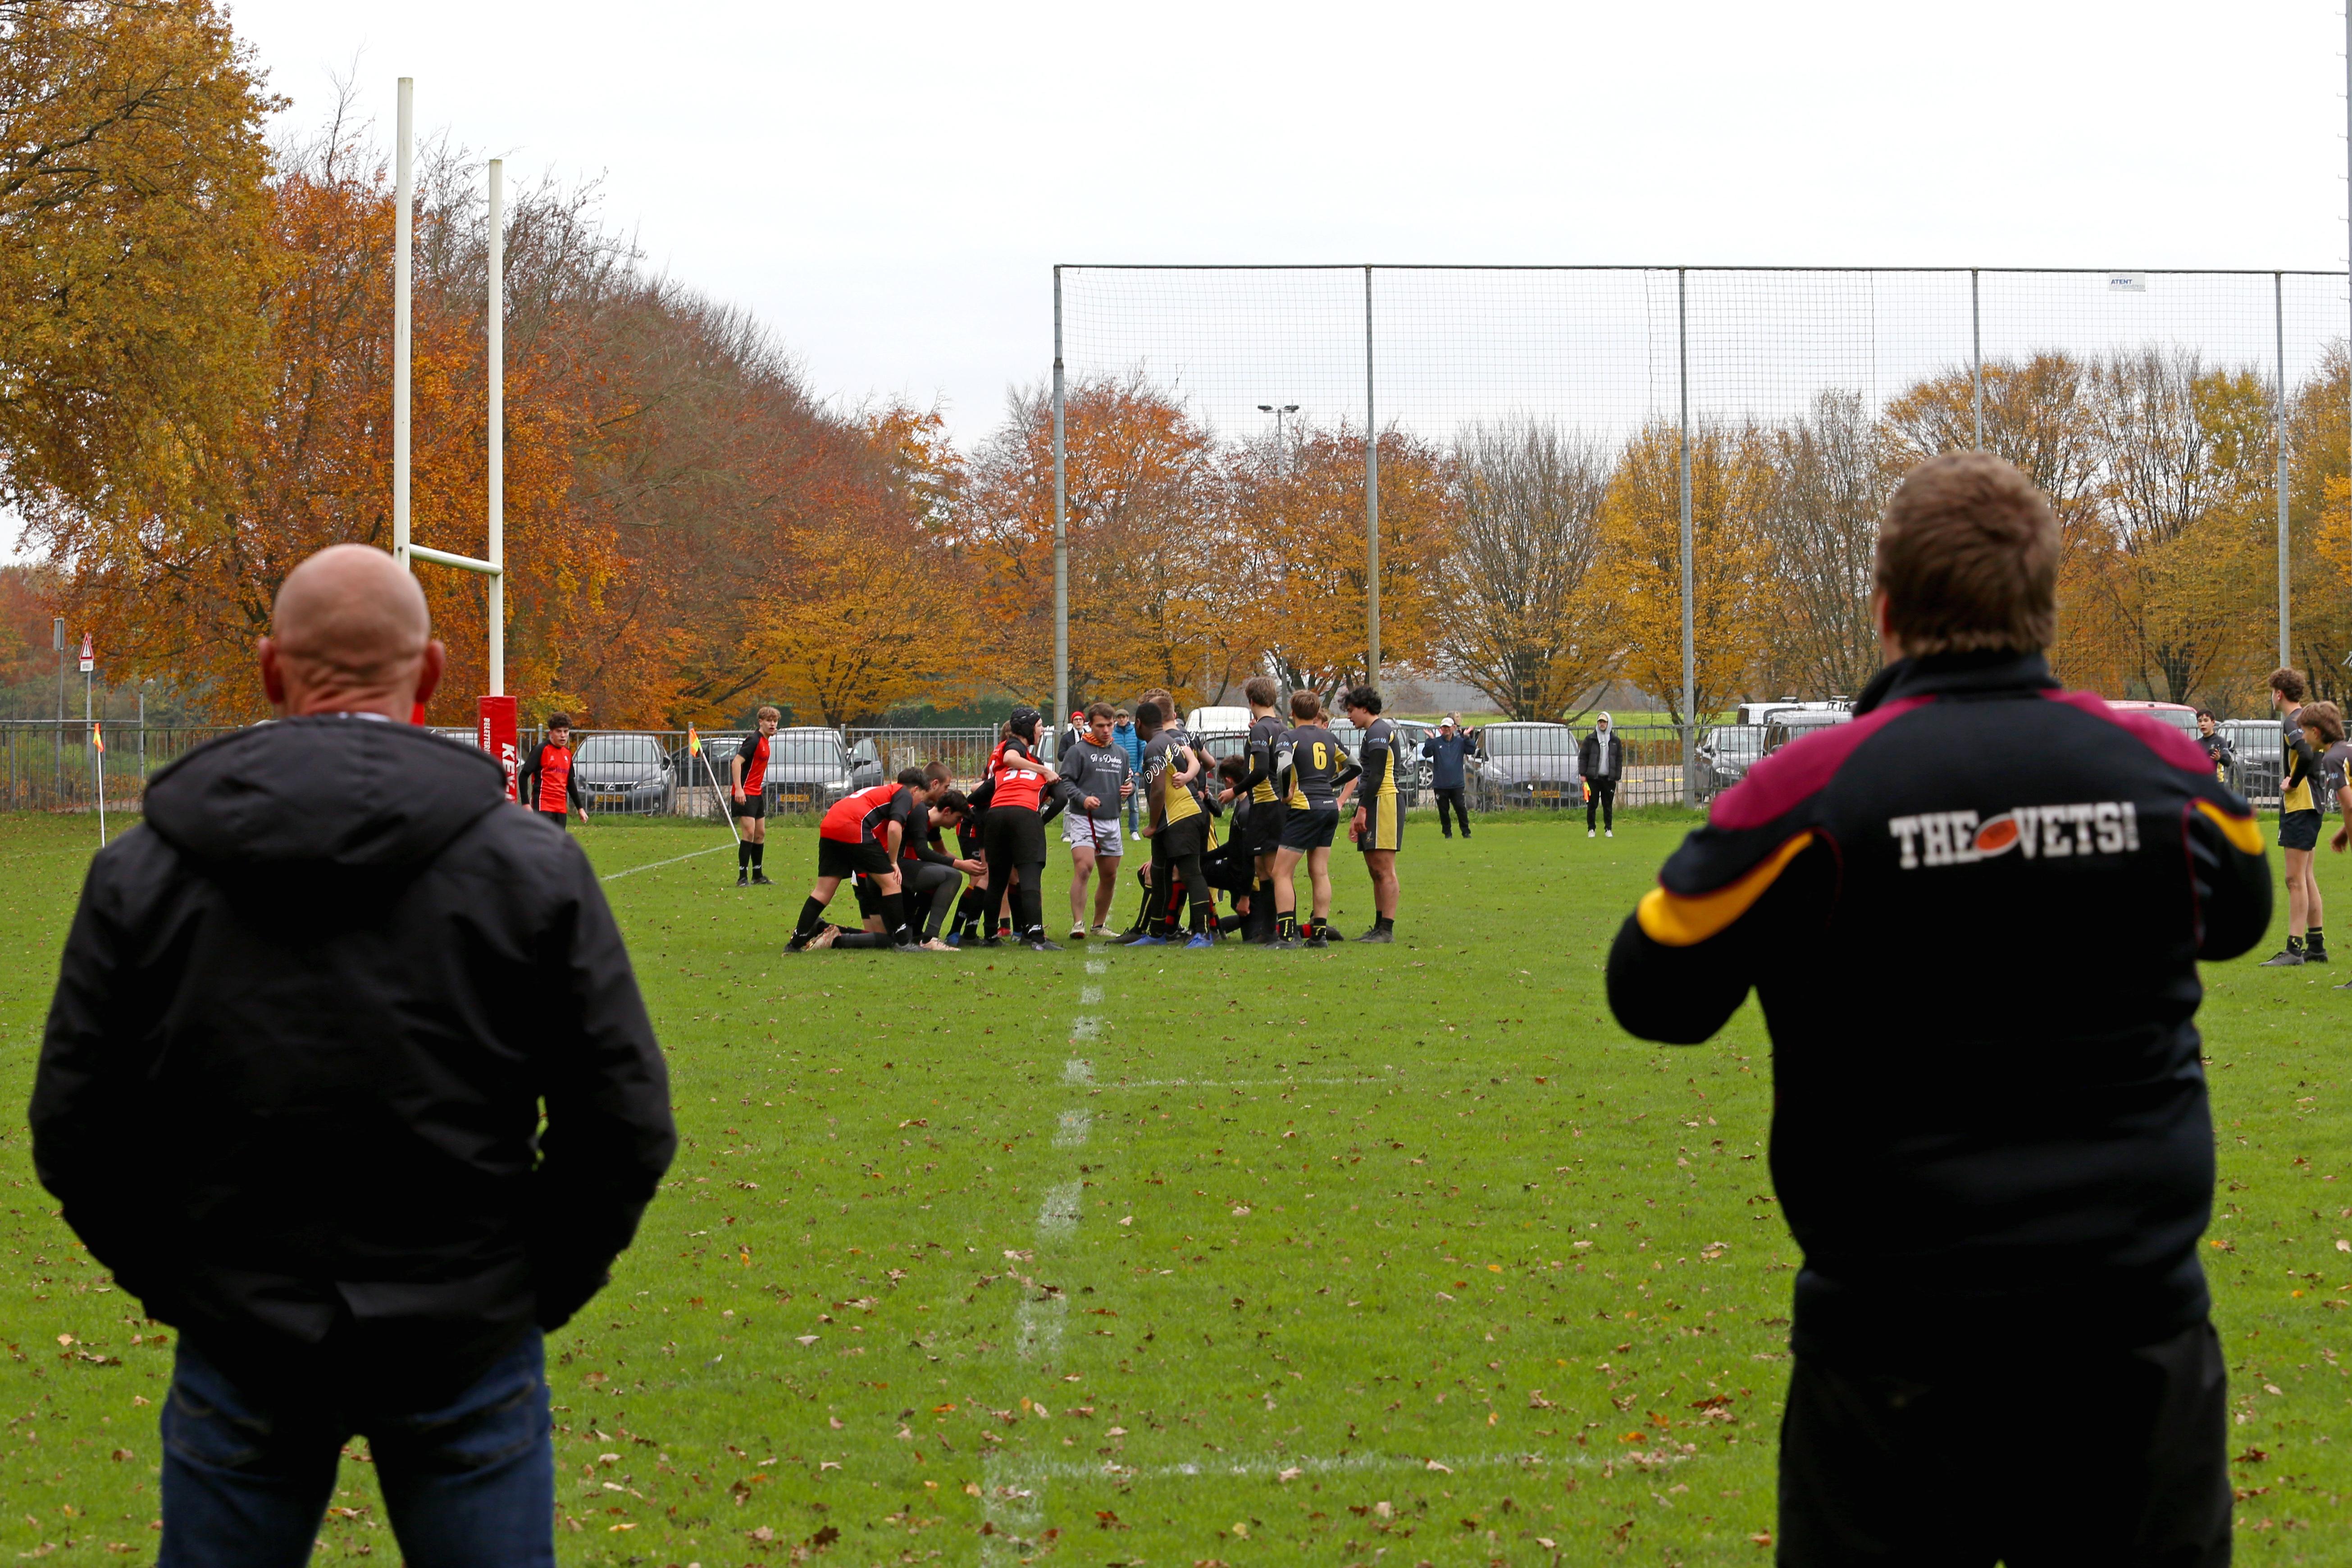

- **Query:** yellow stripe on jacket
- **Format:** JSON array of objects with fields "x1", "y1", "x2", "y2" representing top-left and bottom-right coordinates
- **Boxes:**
[{"x1": 1635, "y1": 833, "x2": 1815, "y2": 949}]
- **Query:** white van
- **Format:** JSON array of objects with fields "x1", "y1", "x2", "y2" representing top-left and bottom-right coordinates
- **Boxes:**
[{"x1": 1185, "y1": 706, "x2": 1254, "y2": 738}]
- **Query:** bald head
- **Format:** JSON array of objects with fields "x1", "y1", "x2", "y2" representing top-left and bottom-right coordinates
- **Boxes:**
[{"x1": 259, "y1": 545, "x2": 444, "y2": 720}]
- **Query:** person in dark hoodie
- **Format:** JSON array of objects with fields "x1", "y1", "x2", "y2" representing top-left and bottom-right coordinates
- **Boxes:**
[{"x1": 32, "y1": 545, "x2": 676, "y2": 1568}]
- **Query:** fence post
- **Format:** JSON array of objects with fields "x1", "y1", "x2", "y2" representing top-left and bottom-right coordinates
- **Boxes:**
[
  {"x1": 1052, "y1": 266, "x2": 1068, "y2": 745},
  {"x1": 2276, "y1": 270, "x2": 2290, "y2": 667},
  {"x1": 1970, "y1": 268, "x2": 1983, "y2": 450},
  {"x1": 1365, "y1": 263, "x2": 1381, "y2": 691},
  {"x1": 1677, "y1": 268, "x2": 1696, "y2": 808}
]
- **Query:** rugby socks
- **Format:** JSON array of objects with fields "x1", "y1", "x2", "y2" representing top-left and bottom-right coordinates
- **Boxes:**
[
  {"x1": 2310, "y1": 926, "x2": 2328, "y2": 958},
  {"x1": 1373, "y1": 915, "x2": 1394, "y2": 935},
  {"x1": 790, "y1": 896, "x2": 827, "y2": 947},
  {"x1": 881, "y1": 891, "x2": 911, "y2": 945},
  {"x1": 738, "y1": 841, "x2": 752, "y2": 872},
  {"x1": 1275, "y1": 912, "x2": 1299, "y2": 942},
  {"x1": 749, "y1": 842, "x2": 764, "y2": 872},
  {"x1": 951, "y1": 885, "x2": 985, "y2": 938}
]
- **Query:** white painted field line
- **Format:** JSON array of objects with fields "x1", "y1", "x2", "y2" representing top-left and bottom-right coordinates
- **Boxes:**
[
  {"x1": 991, "y1": 1444, "x2": 1685, "y2": 1487},
  {"x1": 597, "y1": 843, "x2": 734, "y2": 882},
  {"x1": 1099, "y1": 1075, "x2": 1399, "y2": 1089},
  {"x1": 989, "y1": 957, "x2": 1110, "y2": 1557}
]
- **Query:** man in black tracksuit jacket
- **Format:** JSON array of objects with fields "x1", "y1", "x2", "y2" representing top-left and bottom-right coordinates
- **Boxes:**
[
  {"x1": 32, "y1": 545, "x2": 675, "y2": 1567},
  {"x1": 1608, "y1": 456, "x2": 2268, "y2": 1567}
]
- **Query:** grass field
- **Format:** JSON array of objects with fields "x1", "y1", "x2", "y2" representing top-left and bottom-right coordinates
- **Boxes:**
[{"x1": 0, "y1": 804, "x2": 2348, "y2": 1564}]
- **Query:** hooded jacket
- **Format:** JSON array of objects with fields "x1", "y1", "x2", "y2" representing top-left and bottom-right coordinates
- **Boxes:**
[
  {"x1": 1605, "y1": 652, "x2": 2270, "y2": 1364},
  {"x1": 32, "y1": 718, "x2": 675, "y2": 1396}
]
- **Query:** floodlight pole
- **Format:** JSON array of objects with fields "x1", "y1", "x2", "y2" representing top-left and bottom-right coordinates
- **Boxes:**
[
  {"x1": 394, "y1": 77, "x2": 412, "y2": 567},
  {"x1": 1052, "y1": 266, "x2": 1068, "y2": 754},
  {"x1": 1677, "y1": 268, "x2": 1696, "y2": 807},
  {"x1": 1364, "y1": 264, "x2": 1381, "y2": 692},
  {"x1": 488, "y1": 157, "x2": 504, "y2": 695},
  {"x1": 1970, "y1": 269, "x2": 1983, "y2": 450},
  {"x1": 2277, "y1": 271, "x2": 2290, "y2": 667}
]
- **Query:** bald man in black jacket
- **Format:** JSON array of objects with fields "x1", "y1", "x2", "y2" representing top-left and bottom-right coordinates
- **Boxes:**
[{"x1": 33, "y1": 545, "x2": 675, "y2": 1568}]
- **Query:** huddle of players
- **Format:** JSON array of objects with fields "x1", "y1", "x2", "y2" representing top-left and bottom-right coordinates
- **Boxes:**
[{"x1": 761, "y1": 674, "x2": 1405, "y2": 952}]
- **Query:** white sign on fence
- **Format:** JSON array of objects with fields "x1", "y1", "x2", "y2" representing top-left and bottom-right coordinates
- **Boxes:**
[{"x1": 2107, "y1": 273, "x2": 2148, "y2": 293}]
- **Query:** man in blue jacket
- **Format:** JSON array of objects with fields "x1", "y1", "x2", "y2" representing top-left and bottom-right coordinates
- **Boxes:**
[
  {"x1": 1608, "y1": 454, "x2": 2265, "y2": 1567},
  {"x1": 1112, "y1": 707, "x2": 1146, "y2": 840},
  {"x1": 1420, "y1": 716, "x2": 1475, "y2": 838}
]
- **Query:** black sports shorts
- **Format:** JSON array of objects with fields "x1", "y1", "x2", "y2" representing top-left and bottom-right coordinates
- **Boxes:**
[
  {"x1": 538, "y1": 809, "x2": 569, "y2": 830},
  {"x1": 2280, "y1": 808, "x2": 2321, "y2": 852},
  {"x1": 982, "y1": 805, "x2": 1048, "y2": 867},
  {"x1": 734, "y1": 789, "x2": 768, "y2": 820},
  {"x1": 1150, "y1": 815, "x2": 1209, "y2": 864},
  {"x1": 817, "y1": 837, "x2": 891, "y2": 879},
  {"x1": 1246, "y1": 799, "x2": 1283, "y2": 855},
  {"x1": 1280, "y1": 807, "x2": 1339, "y2": 852}
]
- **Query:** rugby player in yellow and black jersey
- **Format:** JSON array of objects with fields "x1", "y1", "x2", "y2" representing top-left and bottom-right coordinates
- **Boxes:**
[
  {"x1": 1342, "y1": 684, "x2": 1401, "y2": 942},
  {"x1": 1270, "y1": 688, "x2": 1360, "y2": 948},
  {"x1": 1122, "y1": 701, "x2": 1218, "y2": 947},
  {"x1": 1607, "y1": 453, "x2": 2270, "y2": 1564},
  {"x1": 1233, "y1": 675, "x2": 1288, "y2": 943}
]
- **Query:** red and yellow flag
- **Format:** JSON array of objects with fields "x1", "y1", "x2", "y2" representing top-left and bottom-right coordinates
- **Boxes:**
[
  {"x1": 91, "y1": 722, "x2": 104, "y2": 754},
  {"x1": 687, "y1": 723, "x2": 701, "y2": 756}
]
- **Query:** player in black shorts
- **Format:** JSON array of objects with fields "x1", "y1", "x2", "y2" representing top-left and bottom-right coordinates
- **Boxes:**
[
  {"x1": 1128, "y1": 701, "x2": 1219, "y2": 947},
  {"x1": 730, "y1": 705, "x2": 781, "y2": 886},
  {"x1": 1344, "y1": 685, "x2": 1402, "y2": 942},
  {"x1": 2263, "y1": 692, "x2": 2336, "y2": 966},
  {"x1": 1236, "y1": 675, "x2": 1287, "y2": 943},
  {"x1": 1271, "y1": 689, "x2": 1359, "y2": 949}
]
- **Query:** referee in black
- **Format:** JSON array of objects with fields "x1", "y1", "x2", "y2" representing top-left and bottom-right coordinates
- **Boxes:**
[{"x1": 1608, "y1": 453, "x2": 2270, "y2": 1567}]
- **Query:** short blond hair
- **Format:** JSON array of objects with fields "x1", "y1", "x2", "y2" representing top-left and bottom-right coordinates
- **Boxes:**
[{"x1": 755, "y1": 705, "x2": 781, "y2": 722}]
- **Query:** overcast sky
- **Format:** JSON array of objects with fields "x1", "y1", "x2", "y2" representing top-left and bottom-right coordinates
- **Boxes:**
[
  {"x1": 213, "y1": 0, "x2": 2352, "y2": 445},
  {"x1": 8, "y1": 0, "x2": 2346, "y2": 566}
]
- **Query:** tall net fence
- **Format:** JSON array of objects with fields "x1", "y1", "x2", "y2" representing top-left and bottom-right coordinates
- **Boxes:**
[{"x1": 1056, "y1": 265, "x2": 2352, "y2": 803}]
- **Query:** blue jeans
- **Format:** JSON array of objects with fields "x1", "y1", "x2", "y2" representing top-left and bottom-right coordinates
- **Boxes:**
[{"x1": 159, "y1": 1330, "x2": 554, "y2": 1568}]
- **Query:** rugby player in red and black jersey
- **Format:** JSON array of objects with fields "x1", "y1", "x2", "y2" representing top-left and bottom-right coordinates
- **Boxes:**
[
  {"x1": 1607, "y1": 453, "x2": 2270, "y2": 1564},
  {"x1": 982, "y1": 707, "x2": 1085, "y2": 950},
  {"x1": 788, "y1": 766, "x2": 948, "y2": 953},
  {"x1": 515, "y1": 713, "x2": 589, "y2": 829},
  {"x1": 730, "y1": 706, "x2": 781, "y2": 886}
]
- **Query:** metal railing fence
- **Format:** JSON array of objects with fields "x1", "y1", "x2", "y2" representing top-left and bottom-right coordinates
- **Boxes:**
[{"x1": 0, "y1": 718, "x2": 2298, "y2": 821}]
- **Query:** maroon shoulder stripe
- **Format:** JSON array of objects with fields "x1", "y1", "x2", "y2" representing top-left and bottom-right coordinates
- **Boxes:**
[{"x1": 1710, "y1": 697, "x2": 1934, "y2": 832}]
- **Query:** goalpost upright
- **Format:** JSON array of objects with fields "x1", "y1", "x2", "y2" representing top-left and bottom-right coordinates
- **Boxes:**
[{"x1": 392, "y1": 78, "x2": 516, "y2": 790}]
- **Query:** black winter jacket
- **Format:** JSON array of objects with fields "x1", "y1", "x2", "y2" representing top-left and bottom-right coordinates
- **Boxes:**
[
  {"x1": 1577, "y1": 730, "x2": 1623, "y2": 782},
  {"x1": 32, "y1": 718, "x2": 675, "y2": 1397},
  {"x1": 1607, "y1": 652, "x2": 2270, "y2": 1365}
]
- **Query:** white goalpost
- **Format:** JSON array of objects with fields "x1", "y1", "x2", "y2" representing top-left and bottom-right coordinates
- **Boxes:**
[{"x1": 390, "y1": 78, "x2": 519, "y2": 795}]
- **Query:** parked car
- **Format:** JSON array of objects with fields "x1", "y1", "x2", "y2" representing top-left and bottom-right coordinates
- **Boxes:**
[
  {"x1": 575, "y1": 731, "x2": 675, "y2": 815},
  {"x1": 1388, "y1": 720, "x2": 1436, "y2": 794},
  {"x1": 1468, "y1": 720, "x2": 1581, "y2": 809},
  {"x1": 1696, "y1": 723, "x2": 1772, "y2": 796},
  {"x1": 2104, "y1": 700, "x2": 2199, "y2": 742},
  {"x1": 1762, "y1": 708, "x2": 1852, "y2": 752},
  {"x1": 2217, "y1": 717, "x2": 2283, "y2": 807},
  {"x1": 667, "y1": 726, "x2": 881, "y2": 813}
]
